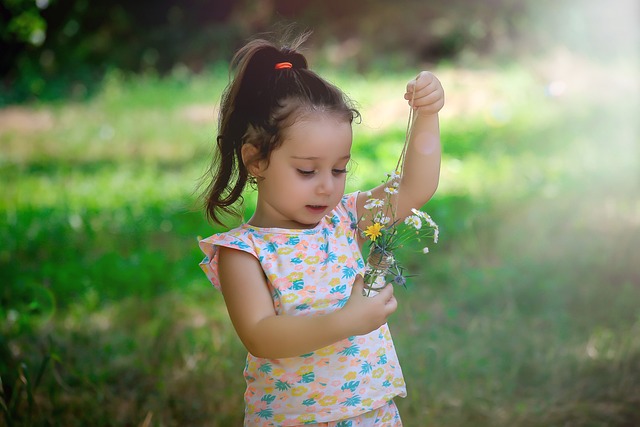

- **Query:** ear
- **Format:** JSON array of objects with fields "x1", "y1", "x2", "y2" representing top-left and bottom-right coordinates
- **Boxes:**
[{"x1": 241, "y1": 143, "x2": 263, "y2": 177}]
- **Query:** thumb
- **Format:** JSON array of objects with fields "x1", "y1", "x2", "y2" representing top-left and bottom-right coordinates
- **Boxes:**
[{"x1": 351, "y1": 275, "x2": 364, "y2": 294}]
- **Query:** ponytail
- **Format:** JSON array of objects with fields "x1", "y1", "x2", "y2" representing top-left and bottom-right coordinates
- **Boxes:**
[{"x1": 202, "y1": 33, "x2": 359, "y2": 226}]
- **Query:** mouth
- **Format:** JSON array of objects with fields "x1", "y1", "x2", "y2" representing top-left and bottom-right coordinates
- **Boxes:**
[{"x1": 306, "y1": 205, "x2": 328, "y2": 213}]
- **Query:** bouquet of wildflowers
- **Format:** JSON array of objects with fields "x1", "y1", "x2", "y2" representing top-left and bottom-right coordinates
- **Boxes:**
[
  {"x1": 354, "y1": 84, "x2": 439, "y2": 296},
  {"x1": 356, "y1": 171, "x2": 439, "y2": 296}
]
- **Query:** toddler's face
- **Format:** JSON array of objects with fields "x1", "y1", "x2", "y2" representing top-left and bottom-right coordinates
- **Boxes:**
[{"x1": 249, "y1": 112, "x2": 353, "y2": 229}]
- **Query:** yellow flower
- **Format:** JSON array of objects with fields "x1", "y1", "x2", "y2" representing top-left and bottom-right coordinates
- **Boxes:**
[
  {"x1": 319, "y1": 396, "x2": 338, "y2": 406},
  {"x1": 364, "y1": 223, "x2": 383, "y2": 241},
  {"x1": 393, "y1": 377, "x2": 405, "y2": 387},
  {"x1": 291, "y1": 386, "x2": 308, "y2": 396},
  {"x1": 344, "y1": 371, "x2": 357, "y2": 381},
  {"x1": 297, "y1": 414, "x2": 316, "y2": 423}
]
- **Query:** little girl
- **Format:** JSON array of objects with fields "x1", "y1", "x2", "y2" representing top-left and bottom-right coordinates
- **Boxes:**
[{"x1": 199, "y1": 34, "x2": 444, "y2": 427}]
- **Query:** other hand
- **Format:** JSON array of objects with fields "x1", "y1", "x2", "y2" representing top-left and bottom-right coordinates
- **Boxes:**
[
  {"x1": 341, "y1": 275, "x2": 398, "y2": 336},
  {"x1": 404, "y1": 71, "x2": 445, "y2": 114}
]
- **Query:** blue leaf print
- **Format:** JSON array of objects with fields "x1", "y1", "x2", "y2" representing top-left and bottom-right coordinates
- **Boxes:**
[
  {"x1": 341, "y1": 395, "x2": 362, "y2": 407},
  {"x1": 319, "y1": 242, "x2": 329, "y2": 253},
  {"x1": 229, "y1": 240, "x2": 251, "y2": 250},
  {"x1": 336, "y1": 421, "x2": 353, "y2": 427},
  {"x1": 378, "y1": 354, "x2": 387, "y2": 365},
  {"x1": 262, "y1": 394, "x2": 276, "y2": 404},
  {"x1": 330, "y1": 284, "x2": 346, "y2": 294},
  {"x1": 291, "y1": 257, "x2": 302, "y2": 264},
  {"x1": 275, "y1": 380, "x2": 291, "y2": 391},
  {"x1": 323, "y1": 252, "x2": 337, "y2": 265},
  {"x1": 300, "y1": 352, "x2": 314, "y2": 358},
  {"x1": 331, "y1": 215, "x2": 340, "y2": 227},
  {"x1": 342, "y1": 266, "x2": 356, "y2": 279},
  {"x1": 265, "y1": 241, "x2": 278, "y2": 253},
  {"x1": 302, "y1": 398, "x2": 316, "y2": 406},
  {"x1": 290, "y1": 279, "x2": 304, "y2": 290},
  {"x1": 256, "y1": 408, "x2": 274, "y2": 419},
  {"x1": 287, "y1": 236, "x2": 300, "y2": 245},
  {"x1": 339, "y1": 344, "x2": 360, "y2": 357},
  {"x1": 295, "y1": 303, "x2": 310, "y2": 311},
  {"x1": 341, "y1": 380, "x2": 360, "y2": 392},
  {"x1": 333, "y1": 297, "x2": 348, "y2": 308},
  {"x1": 300, "y1": 371, "x2": 315, "y2": 383},
  {"x1": 258, "y1": 363, "x2": 272, "y2": 374},
  {"x1": 360, "y1": 362, "x2": 373, "y2": 375},
  {"x1": 382, "y1": 380, "x2": 391, "y2": 387},
  {"x1": 357, "y1": 258, "x2": 364, "y2": 269}
]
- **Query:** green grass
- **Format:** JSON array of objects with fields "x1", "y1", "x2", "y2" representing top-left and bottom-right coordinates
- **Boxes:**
[{"x1": 1, "y1": 60, "x2": 639, "y2": 426}]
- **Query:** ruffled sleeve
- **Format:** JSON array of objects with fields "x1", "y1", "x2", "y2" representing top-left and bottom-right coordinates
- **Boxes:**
[{"x1": 198, "y1": 229, "x2": 258, "y2": 291}]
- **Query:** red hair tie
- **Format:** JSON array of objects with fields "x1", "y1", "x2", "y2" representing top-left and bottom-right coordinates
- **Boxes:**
[{"x1": 274, "y1": 62, "x2": 293, "y2": 70}]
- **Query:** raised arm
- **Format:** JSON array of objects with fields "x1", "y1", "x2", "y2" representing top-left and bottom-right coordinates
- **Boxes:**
[
  {"x1": 218, "y1": 246, "x2": 397, "y2": 359},
  {"x1": 357, "y1": 71, "x2": 444, "y2": 228}
]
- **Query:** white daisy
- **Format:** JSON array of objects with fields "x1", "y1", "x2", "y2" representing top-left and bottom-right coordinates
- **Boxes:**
[
  {"x1": 364, "y1": 198, "x2": 384, "y2": 209},
  {"x1": 384, "y1": 186, "x2": 399, "y2": 194},
  {"x1": 404, "y1": 215, "x2": 422, "y2": 230}
]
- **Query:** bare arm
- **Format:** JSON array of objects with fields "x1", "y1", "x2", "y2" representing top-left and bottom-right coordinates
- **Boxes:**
[
  {"x1": 357, "y1": 71, "x2": 444, "y2": 231},
  {"x1": 218, "y1": 246, "x2": 397, "y2": 359}
]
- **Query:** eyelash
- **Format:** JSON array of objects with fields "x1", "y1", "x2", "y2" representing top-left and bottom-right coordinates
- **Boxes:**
[{"x1": 297, "y1": 169, "x2": 349, "y2": 176}]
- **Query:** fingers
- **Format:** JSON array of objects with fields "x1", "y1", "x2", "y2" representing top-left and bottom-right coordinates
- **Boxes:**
[
  {"x1": 373, "y1": 283, "x2": 397, "y2": 315},
  {"x1": 405, "y1": 71, "x2": 444, "y2": 111}
]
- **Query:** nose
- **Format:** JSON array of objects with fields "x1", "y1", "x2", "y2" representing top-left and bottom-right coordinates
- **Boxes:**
[{"x1": 316, "y1": 171, "x2": 334, "y2": 195}]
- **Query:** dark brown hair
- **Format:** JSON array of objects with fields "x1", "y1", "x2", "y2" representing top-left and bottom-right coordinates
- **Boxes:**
[{"x1": 202, "y1": 33, "x2": 360, "y2": 226}]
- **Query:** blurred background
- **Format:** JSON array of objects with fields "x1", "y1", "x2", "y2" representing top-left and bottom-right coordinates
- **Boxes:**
[{"x1": 1, "y1": 0, "x2": 638, "y2": 426}]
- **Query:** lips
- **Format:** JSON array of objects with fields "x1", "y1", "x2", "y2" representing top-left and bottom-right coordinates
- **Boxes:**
[{"x1": 306, "y1": 205, "x2": 327, "y2": 213}]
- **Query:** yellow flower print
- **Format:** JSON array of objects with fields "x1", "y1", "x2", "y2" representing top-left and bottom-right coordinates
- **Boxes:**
[
  {"x1": 273, "y1": 414, "x2": 286, "y2": 423},
  {"x1": 304, "y1": 256, "x2": 320, "y2": 265},
  {"x1": 314, "y1": 299, "x2": 330, "y2": 309},
  {"x1": 297, "y1": 414, "x2": 316, "y2": 423},
  {"x1": 362, "y1": 398, "x2": 373, "y2": 407},
  {"x1": 329, "y1": 277, "x2": 341, "y2": 286},
  {"x1": 291, "y1": 386, "x2": 308, "y2": 396},
  {"x1": 319, "y1": 396, "x2": 338, "y2": 406},
  {"x1": 295, "y1": 366, "x2": 313, "y2": 376},
  {"x1": 344, "y1": 371, "x2": 357, "y2": 381},
  {"x1": 316, "y1": 345, "x2": 336, "y2": 356},
  {"x1": 364, "y1": 222, "x2": 383, "y2": 241},
  {"x1": 393, "y1": 378, "x2": 405, "y2": 387},
  {"x1": 282, "y1": 293, "x2": 299, "y2": 304},
  {"x1": 277, "y1": 247, "x2": 294, "y2": 255},
  {"x1": 360, "y1": 349, "x2": 370, "y2": 358},
  {"x1": 287, "y1": 272, "x2": 303, "y2": 281},
  {"x1": 338, "y1": 254, "x2": 348, "y2": 263},
  {"x1": 372, "y1": 368, "x2": 384, "y2": 378}
]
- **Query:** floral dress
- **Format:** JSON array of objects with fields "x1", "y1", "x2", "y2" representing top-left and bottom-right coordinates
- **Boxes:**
[{"x1": 199, "y1": 192, "x2": 406, "y2": 426}]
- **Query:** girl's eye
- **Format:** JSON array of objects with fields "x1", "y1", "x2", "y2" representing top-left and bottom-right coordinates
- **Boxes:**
[
  {"x1": 332, "y1": 168, "x2": 348, "y2": 175},
  {"x1": 297, "y1": 169, "x2": 315, "y2": 176}
]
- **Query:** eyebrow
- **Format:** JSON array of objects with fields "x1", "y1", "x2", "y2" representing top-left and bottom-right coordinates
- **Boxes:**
[{"x1": 291, "y1": 155, "x2": 351, "y2": 160}]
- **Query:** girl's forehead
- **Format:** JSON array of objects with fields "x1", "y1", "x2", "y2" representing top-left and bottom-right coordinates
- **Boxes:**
[{"x1": 278, "y1": 114, "x2": 353, "y2": 156}]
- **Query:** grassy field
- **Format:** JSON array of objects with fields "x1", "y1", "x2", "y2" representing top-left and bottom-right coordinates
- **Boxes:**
[{"x1": 1, "y1": 54, "x2": 639, "y2": 426}]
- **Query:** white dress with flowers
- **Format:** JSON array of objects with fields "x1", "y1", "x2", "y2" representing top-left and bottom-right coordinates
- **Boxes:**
[{"x1": 199, "y1": 192, "x2": 406, "y2": 426}]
